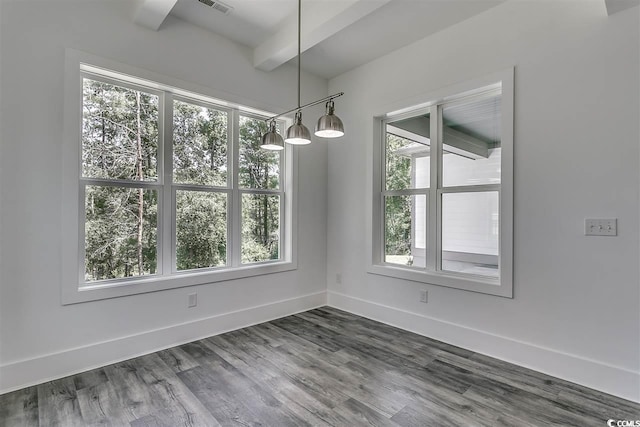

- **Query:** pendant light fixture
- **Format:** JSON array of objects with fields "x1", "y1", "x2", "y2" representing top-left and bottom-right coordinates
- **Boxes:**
[
  {"x1": 260, "y1": 119, "x2": 284, "y2": 150},
  {"x1": 286, "y1": 111, "x2": 312, "y2": 145},
  {"x1": 261, "y1": 0, "x2": 345, "y2": 150},
  {"x1": 315, "y1": 99, "x2": 344, "y2": 138}
]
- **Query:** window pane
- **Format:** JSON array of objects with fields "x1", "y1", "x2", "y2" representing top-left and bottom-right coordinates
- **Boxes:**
[
  {"x1": 239, "y1": 116, "x2": 280, "y2": 189},
  {"x1": 384, "y1": 195, "x2": 426, "y2": 267},
  {"x1": 442, "y1": 93, "x2": 501, "y2": 187},
  {"x1": 442, "y1": 191, "x2": 499, "y2": 277},
  {"x1": 242, "y1": 194, "x2": 280, "y2": 263},
  {"x1": 82, "y1": 79, "x2": 159, "y2": 181},
  {"x1": 176, "y1": 190, "x2": 227, "y2": 271},
  {"x1": 173, "y1": 100, "x2": 228, "y2": 187},
  {"x1": 84, "y1": 185, "x2": 157, "y2": 282},
  {"x1": 385, "y1": 115, "x2": 431, "y2": 190}
]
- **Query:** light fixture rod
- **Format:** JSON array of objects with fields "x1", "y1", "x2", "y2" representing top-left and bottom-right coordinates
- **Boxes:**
[
  {"x1": 297, "y1": 0, "x2": 301, "y2": 109},
  {"x1": 265, "y1": 92, "x2": 344, "y2": 122}
]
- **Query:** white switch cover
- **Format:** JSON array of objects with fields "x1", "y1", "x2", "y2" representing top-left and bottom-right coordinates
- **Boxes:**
[{"x1": 585, "y1": 219, "x2": 617, "y2": 236}]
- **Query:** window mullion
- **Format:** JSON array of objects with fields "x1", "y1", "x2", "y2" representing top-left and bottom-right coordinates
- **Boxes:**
[
  {"x1": 173, "y1": 183, "x2": 231, "y2": 193},
  {"x1": 427, "y1": 105, "x2": 440, "y2": 272},
  {"x1": 375, "y1": 120, "x2": 384, "y2": 265},
  {"x1": 440, "y1": 184, "x2": 501, "y2": 194},
  {"x1": 382, "y1": 188, "x2": 428, "y2": 196},
  {"x1": 78, "y1": 183, "x2": 87, "y2": 285},
  {"x1": 162, "y1": 92, "x2": 174, "y2": 276},
  {"x1": 238, "y1": 188, "x2": 283, "y2": 196},
  {"x1": 285, "y1": 141, "x2": 297, "y2": 264},
  {"x1": 279, "y1": 120, "x2": 286, "y2": 191},
  {"x1": 278, "y1": 125, "x2": 286, "y2": 263},
  {"x1": 230, "y1": 110, "x2": 241, "y2": 268},
  {"x1": 79, "y1": 178, "x2": 162, "y2": 189}
]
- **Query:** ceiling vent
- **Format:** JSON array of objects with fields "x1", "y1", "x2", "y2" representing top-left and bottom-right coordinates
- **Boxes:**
[{"x1": 197, "y1": 0, "x2": 233, "y2": 15}]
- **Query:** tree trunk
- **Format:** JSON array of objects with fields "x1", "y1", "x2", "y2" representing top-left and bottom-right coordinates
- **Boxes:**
[{"x1": 136, "y1": 92, "x2": 144, "y2": 275}]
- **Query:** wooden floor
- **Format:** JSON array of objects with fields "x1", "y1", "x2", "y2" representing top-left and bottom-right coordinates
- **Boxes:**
[{"x1": 1, "y1": 307, "x2": 639, "y2": 426}]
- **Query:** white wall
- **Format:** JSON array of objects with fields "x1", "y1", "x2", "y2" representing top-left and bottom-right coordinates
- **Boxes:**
[
  {"x1": 327, "y1": 0, "x2": 640, "y2": 401},
  {"x1": 1, "y1": 0, "x2": 638, "y2": 404},
  {"x1": 0, "y1": 0, "x2": 328, "y2": 392}
]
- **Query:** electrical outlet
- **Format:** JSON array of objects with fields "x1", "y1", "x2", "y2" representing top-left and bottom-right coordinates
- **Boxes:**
[
  {"x1": 336, "y1": 273, "x2": 342, "y2": 284},
  {"x1": 420, "y1": 290, "x2": 428, "y2": 303},
  {"x1": 188, "y1": 293, "x2": 197, "y2": 308}
]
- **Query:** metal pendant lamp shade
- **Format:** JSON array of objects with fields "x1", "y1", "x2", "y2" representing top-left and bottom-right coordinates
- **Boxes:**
[
  {"x1": 285, "y1": 111, "x2": 311, "y2": 145},
  {"x1": 315, "y1": 100, "x2": 344, "y2": 138},
  {"x1": 260, "y1": 120, "x2": 284, "y2": 151},
  {"x1": 259, "y1": 0, "x2": 344, "y2": 150}
]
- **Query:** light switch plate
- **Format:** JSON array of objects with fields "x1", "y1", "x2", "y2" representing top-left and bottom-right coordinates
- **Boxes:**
[{"x1": 585, "y1": 219, "x2": 617, "y2": 236}]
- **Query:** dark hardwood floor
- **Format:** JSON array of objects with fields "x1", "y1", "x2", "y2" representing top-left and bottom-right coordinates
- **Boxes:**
[{"x1": 1, "y1": 307, "x2": 639, "y2": 426}]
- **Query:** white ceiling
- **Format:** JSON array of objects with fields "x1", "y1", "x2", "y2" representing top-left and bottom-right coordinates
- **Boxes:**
[
  {"x1": 144, "y1": 0, "x2": 505, "y2": 79},
  {"x1": 170, "y1": 0, "x2": 296, "y2": 50},
  {"x1": 299, "y1": 0, "x2": 505, "y2": 79}
]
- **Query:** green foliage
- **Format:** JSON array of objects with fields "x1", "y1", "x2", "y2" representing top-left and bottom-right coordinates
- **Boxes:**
[
  {"x1": 176, "y1": 191, "x2": 226, "y2": 270},
  {"x1": 241, "y1": 194, "x2": 279, "y2": 264},
  {"x1": 82, "y1": 79, "x2": 158, "y2": 181},
  {"x1": 385, "y1": 195, "x2": 412, "y2": 258},
  {"x1": 385, "y1": 134, "x2": 411, "y2": 191},
  {"x1": 84, "y1": 186, "x2": 157, "y2": 280},
  {"x1": 173, "y1": 100, "x2": 227, "y2": 186},
  {"x1": 239, "y1": 117, "x2": 280, "y2": 190},
  {"x1": 384, "y1": 134, "x2": 412, "y2": 259},
  {"x1": 172, "y1": 100, "x2": 229, "y2": 269},
  {"x1": 238, "y1": 117, "x2": 281, "y2": 264},
  {"x1": 83, "y1": 79, "x2": 159, "y2": 281},
  {"x1": 82, "y1": 80, "x2": 282, "y2": 280}
]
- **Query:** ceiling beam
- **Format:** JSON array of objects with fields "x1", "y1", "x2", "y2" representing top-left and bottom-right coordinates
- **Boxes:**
[
  {"x1": 135, "y1": 0, "x2": 178, "y2": 31},
  {"x1": 254, "y1": 0, "x2": 391, "y2": 72},
  {"x1": 604, "y1": 0, "x2": 639, "y2": 15}
]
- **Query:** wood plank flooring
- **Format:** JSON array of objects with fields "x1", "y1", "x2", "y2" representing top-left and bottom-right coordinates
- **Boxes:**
[{"x1": 1, "y1": 307, "x2": 639, "y2": 426}]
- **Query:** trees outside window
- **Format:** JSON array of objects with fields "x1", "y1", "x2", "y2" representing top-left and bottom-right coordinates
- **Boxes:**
[
  {"x1": 82, "y1": 79, "x2": 159, "y2": 281},
  {"x1": 239, "y1": 116, "x2": 281, "y2": 264},
  {"x1": 80, "y1": 74, "x2": 286, "y2": 285}
]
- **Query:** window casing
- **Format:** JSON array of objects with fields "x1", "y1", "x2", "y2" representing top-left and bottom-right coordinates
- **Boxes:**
[
  {"x1": 62, "y1": 50, "x2": 297, "y2": 304},
  {"x1": 371, "y1": 70, "x2": 513, "y2": 297}
]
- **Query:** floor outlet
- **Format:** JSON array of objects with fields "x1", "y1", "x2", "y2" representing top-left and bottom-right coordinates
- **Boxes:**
[{"x1": 420, "y1": 290, "x2": 428, "y2": 303}]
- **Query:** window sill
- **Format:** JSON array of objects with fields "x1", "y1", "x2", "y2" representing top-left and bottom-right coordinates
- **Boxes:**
[
  {"x1": 61, "y1": 261, "x2": 297, "y2": 305},
  {"x1": 367, "y1": 263, "x2": 512, "y2": 298}
]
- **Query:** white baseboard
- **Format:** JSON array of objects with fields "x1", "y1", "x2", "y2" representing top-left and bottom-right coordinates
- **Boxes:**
[
  {"x1": 0, "y1": 291, "x2": 327, "y2": 395},
  {"x1": 327, "y1": 290, "x2": 640, "y2": 403},
  {"x1": 4, "y1": 289, "x2": 637, "y2": 403}
]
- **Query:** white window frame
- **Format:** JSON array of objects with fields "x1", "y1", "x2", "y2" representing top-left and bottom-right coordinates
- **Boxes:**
[
  {"x1": 61, "y1": 49, "x2": 297, "y2": 305},
  {"x1": 369, "y1": 69, "x2": 514, "y2": 297}
]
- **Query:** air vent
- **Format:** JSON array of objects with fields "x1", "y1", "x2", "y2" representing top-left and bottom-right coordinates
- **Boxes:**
[{"x1": 197, "y1": 0, "x2": 233, "y2": 15}]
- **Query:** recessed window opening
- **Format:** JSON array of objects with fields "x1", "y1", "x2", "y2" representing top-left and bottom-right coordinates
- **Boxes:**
[
  {"x1": 80, "y1": 71, "x2": 288, "y2": 287},
  {"x1": 372, "y1": 71, "x2": 513, "y2": 297}
]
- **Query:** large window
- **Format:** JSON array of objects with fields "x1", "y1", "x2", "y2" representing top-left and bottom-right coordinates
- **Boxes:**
[
  {"x1": 62, "y1": 54, "x2": 295, "y2": 304},
  {"x1": 372, "y1": 71, "x2": 513, "y2": 297}
]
